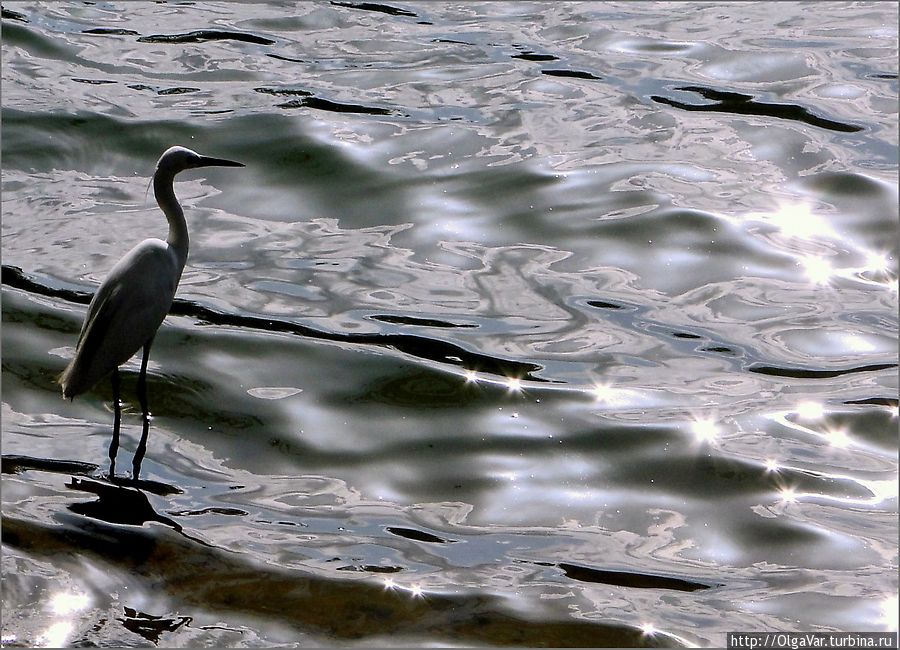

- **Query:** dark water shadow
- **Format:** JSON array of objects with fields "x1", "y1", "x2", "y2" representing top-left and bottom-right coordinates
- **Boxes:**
[
  {"x1": 3, "y1": 450, "x2": 181, "y2": 491},
  {"x1": 82, "y1": 27, "x2": 140, "y2": 36},
  {"x1": 369, "y1": 314, "x2": 478, "y2": 329},
  {"x1": 137, "y1": 30, "x2": 274, "y2": 45},
  {"x1": 254, "y1": 85, "x2": 399, "y2": 114},
  {"x1": 558, "y1": 562, "x2": 716, "y2": 592},
  {"x1": 2, "y1": 453, "x2": 99, "y2": 477},
  {"x1": 522, "y1": 558, "x2": 717, "y2": 593},
  {"x1": 1, "y1": 7, "x2": 29, "y2": 22},
  {"x1": 651, "y1": 86, "x2": 863, "y2": 133},
  {"x1": 2, "y1": 514, "x2": 673, "y2": 647},
  {"x1": 385, "y1": 525, "x2": 456, "y2": 544},
  {"x1": 330, "y1": 1, "x2": 418, "y2": 18},
  {"x1": 748, "y1": 361, "x2": 897, "y2": 379},
  {"x1": 542, "y1": 69, "x2": 602, "y2": 80}
]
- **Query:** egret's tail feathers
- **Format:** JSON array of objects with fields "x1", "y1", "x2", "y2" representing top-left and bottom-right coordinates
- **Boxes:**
[
  {"x1": 58, "y1": 359, "x2": 84, "y2": 400},
  {"x1": 58, "y1": 365, "x2": 74, "y2": 400}
]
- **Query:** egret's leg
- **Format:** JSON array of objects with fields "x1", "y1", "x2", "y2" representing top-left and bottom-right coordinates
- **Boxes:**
[
  {"x1": 132, "y1": 339, "x2": 154, "y2": 479},
  {"x1": 108, "y1": 367, "x2": 121, "y2": 478}
]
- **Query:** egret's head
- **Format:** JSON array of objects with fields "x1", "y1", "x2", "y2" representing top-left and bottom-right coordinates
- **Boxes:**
[{"x1": 156, "y1": 145, "x2": 244, "y2": 177}]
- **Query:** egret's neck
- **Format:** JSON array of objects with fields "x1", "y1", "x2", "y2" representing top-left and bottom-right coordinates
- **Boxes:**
[{"x1": 154, "y1": 171, "x2": 189, "y2": 266}]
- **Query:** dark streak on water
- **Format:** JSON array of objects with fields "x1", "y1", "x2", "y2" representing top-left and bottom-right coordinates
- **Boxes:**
[
  {"x1": 385, "y1": 526, "x2": 453, "y2": 544},
  {"x1": 330, "y1": 1, "x2": 418, "y2": 18},
  {"x1": 542, "y1": 69, "x2": 603, "y2": 80},
  {"x1": 82, "y1": 28, "x2": 140, "y2": 36},
  {"x1": 748, "y1": 362, "x2": 898, "y2": 379},
  {"x1": 369, "y1": 314, "x2": 478, "y2": 329},
  {"x1": 651, "y1": 86, "x2": 864, "y2": 133},
  {"x1": 1, "y1": 7, "x2": 28, "y2": 22},
  {"x1": 137, "y1": 30, "x2": 276, "y2": 46},
  {"x1": 557, "y1": 563, "x2": 715, "y2": 592}
]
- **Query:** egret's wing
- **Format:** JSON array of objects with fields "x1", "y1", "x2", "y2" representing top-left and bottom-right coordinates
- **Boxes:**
[
  {"x1": 73, "y1": 286, "x2": 122, "y2": 373},
  {"x1": 75, "y1": 269, "x2": 119, "y2": 349},
  {"x1": 63, "y1": 240, "x2": 180, "y2": 395}
]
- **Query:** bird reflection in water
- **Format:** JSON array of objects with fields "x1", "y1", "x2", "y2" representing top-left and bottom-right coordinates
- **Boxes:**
[
  {"x1": 58, "y1": 146, "x2": 243, "y2": 481},
  {"x1": 67, "y1": 476, "x2": 182, "y2": 530}
]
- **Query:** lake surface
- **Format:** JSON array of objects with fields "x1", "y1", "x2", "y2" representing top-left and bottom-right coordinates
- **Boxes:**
[{"x1": 2, "y1": 1, "x2": 897, "y2": 647}]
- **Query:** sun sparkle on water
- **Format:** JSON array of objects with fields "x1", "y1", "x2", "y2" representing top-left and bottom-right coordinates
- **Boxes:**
[
  {"x1": 795, "y1": 401, "x2": 824, "y2": 420},
  {"x1": 864, "y1": 250, "x2": 892, "y2": 273},
  {"x1": 640, "y1": 622, "x2": 657, "y2": 637},
  {"x1": 691, "y1": 418, "x2": 720, "y2": 444},
  {"x1": 824, "y1": 426, "x2": 851, "y2": 448},
  {"x1": 767, "y1": 202, "x2": 837, "y2": 241},
  {"x1": 800, "y1": 255, "x2": 834, "y2": 285},
  {"x1": 49, "y1": 591, "x2": 90, "y2": 616},
  {"x1": 591, "y1": 382, "x2": 617, "y2": 402},
  {"x1": 843, "y1": 333, "x2": 878, "y2": 353},
  {"x1": 38, "y1": 622, "x2": 73, "y2": 649},
  {"x1": 879, "y1": 595, "x2": 898, "y2": 631},
  {"x1": 778, "y1": 486, "x2": 798, "y2": 504}
]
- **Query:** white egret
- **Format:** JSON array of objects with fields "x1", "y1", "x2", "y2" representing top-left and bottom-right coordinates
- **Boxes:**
[{"x1": 59, "y1": 146, "x2": 244, "y2": 479}]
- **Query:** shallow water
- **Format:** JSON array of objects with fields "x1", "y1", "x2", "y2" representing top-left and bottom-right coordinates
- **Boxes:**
[{"x1": 2, "y1": 1, "x2": 898, "y2": 647}]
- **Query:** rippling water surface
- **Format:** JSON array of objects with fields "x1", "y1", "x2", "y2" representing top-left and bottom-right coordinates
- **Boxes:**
[{"x1": 2, "y1": 2, "x2": 898, "y2": 647}]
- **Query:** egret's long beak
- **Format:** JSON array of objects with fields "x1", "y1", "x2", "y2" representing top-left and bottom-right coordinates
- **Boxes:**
[{"x1": 197, "y1": 156, "x2": 245, "y2": 168}]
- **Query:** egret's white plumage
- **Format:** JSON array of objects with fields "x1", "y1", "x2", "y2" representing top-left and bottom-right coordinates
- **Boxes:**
[
  {"x1": 59, "y1": 238, "x2": 182, "y2": 397},
  {"x1": 59, "y1": 145, "x2": 243, "y2": 477}
]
